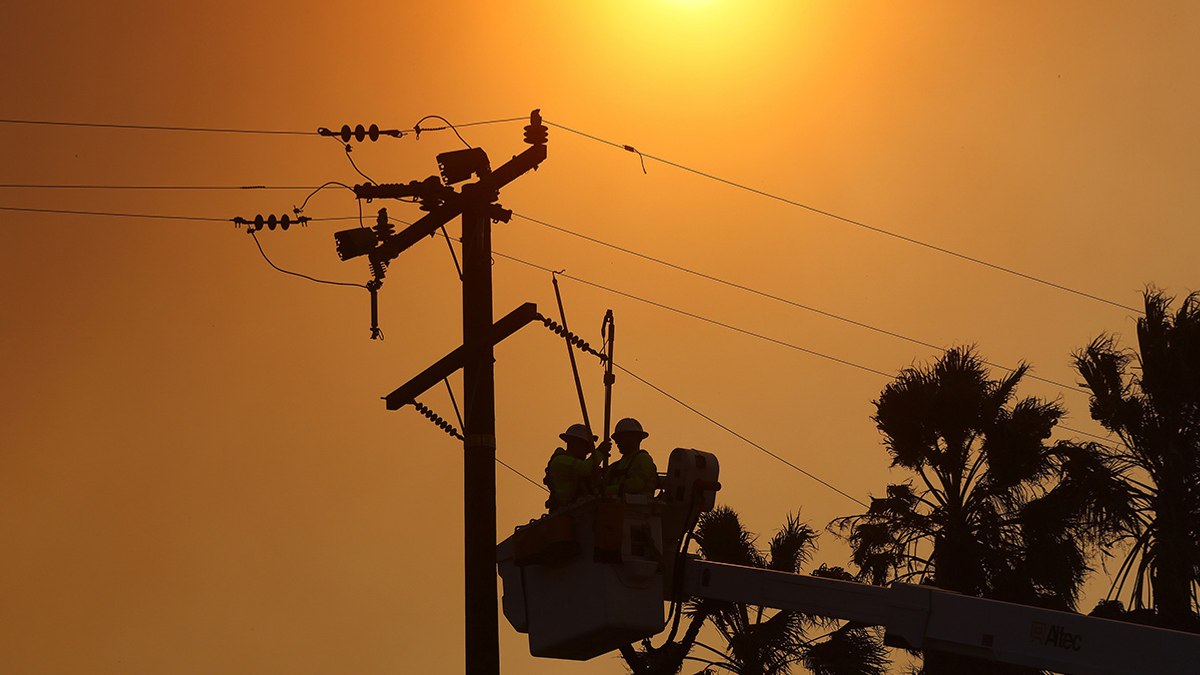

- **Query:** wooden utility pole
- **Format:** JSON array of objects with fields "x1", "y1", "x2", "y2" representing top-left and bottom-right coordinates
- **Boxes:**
[
  {"x1": 349, "y1": 110, "x2": 548, "y2": 674},
  {"x1": 460, "y1": 191, "x2": 500, "y2": 674}
]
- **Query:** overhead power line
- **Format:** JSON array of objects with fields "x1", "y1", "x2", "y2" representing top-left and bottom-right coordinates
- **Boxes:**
[
  {"x1": 489, "y1": 245, "x2": 893, "y2": 378},
  {"x1": 511, "y1": 210, "x2": 1086, "y2": 397},
  {"x1": 0, "y1": 115, "x2": 526, "y2": 138},
  {"x1": 0, "y1": 118, "x2": 311, "y2": 136},
  {"x1": 615, "y1": 363, "x2": 868, "y2": 508},
  {"x1": 0, "y1": 204, "x2": 361, "y2": 223},
  {"x1": 0, "y1": 184, "x2": 318, "y2": 191},
  {"x1": 544, "y1": 120, "x2": 1142, "y2": 314},
  {"x1": 484, "y1": 242, "x2": 1118, "y2": 447},
  {"x1": 0, "y1": 203, "x2": 1117, "y2": 449}
]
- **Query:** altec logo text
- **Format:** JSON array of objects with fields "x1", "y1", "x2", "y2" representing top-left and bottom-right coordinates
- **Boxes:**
[{"x1": 1030, "y1": 622, "x2": 1083, "y2": 651}]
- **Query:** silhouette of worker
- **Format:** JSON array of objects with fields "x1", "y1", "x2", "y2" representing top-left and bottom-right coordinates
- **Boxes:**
[
  {"x1": 603, "y1": 418, "x2": 658, "y2": 498},
  {"x1": 544, "y1": 423, "x2": 607, "y2": 512}
]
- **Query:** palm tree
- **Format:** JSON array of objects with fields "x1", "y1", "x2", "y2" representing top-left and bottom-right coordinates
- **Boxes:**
[
  {"x1": 1073, "y1": 289, "x2": 1200, "y2": 631},
  {"x1": 622, "y1": 506, "x2": 889, "y2": 675},
  {"x1": 831, "y1": 346, "x2": 1111, "y2": 673}
]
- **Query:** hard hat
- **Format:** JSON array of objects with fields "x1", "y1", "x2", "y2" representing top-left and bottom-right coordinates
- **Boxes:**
[
  {"x1": 612, "y1": 417, "x2": 648, "y2": 439},
  {"x1": 560, "y1": 423, "x2": 596, "y2": 445}
]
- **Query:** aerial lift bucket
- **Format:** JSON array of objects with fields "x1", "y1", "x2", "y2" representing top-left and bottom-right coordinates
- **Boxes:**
[{"x1": 497, "y1": 448, "x2": 720, "y2": 660}]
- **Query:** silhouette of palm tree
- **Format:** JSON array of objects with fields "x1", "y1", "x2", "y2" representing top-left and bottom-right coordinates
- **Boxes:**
[
  {"x1": 832, "y1": 346, "x2": 1110, "y2": 673},
  {"x1": 1072, "y1": 289, "x2": 1200, "y2": 631},
  {"x1": 624, "y1": 506, "x2": 888, "y2": 675}
]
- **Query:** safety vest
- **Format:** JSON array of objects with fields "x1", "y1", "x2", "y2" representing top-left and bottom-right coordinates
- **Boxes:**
[
  {"x1": 544, "y1": 448, "x2": 603, "y2": 511},
  {"x1": 604, "y1": 449, "x2": 657, "y2": 498}
]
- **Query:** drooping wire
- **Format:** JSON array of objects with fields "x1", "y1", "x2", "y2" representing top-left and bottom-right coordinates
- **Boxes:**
[
  {"x1": 510, "y1": 210, "x2": 1086, "y2": 396},
  {"x1": 331, "y1": 138, "x2": 377, "y2": 185},
  {"x1": 294, "y1": 181, "x2": 357, "y2": 214},
  {"x1": 249, "y1": 230, "x2": 367, "y2": 290},
  {"x1": 413, "y1": 114, "x2": 473, "y2": 148},
  {"x1": 544, "y1": 119, "x2": 1141, "y2": 314}
]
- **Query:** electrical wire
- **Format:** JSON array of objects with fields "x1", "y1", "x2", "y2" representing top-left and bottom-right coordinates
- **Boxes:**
[
  {"x1": 0, "y1": 115, "x2": 527, "y2": 137},
  {"x1": 0, "y1": 204, "x2": 364, "y2": 223},
  {"x1": 295, "y1": 181, "x2": 357, "y2": 213},
  {"x1": 5, "y1": 202, "x2": 1117, "y2": 447},
  {"x1": 498, "y1": 457, "x2": 549, "y2": 493},
  {"x1": 0, "y1": 118, "x2": 313, "y2": 135},
  {"x1": 1, "y1": 113, "x2": 1139, "y2": 313},
  {"x1": 431, "y1": 236, "x2": 872, "y2": 505},
  {"x1": 0, "y1": 205, "x2": 230, "y2": 222},
  {"x1": 248, "y1": 229, "x2": 364, "y2": 288},
  {"x1": 511, "y1": 210, "x2": 1087, "y2": 397},
  {"x1": 413, "y1": 114, "x2": 473, "y2": 148},
  {"x1": 486, "y1": 243, "x2": 1121, "y2": 447},
  {"x1": 490, "y1": 246, "x2": 894, "y2": 378},
  {"x1": 0, "y1": 184, "x2": 318, "y2": 190},
  {"x1": 616, "y1": 363, "x2": 868, "y2": 508},
  {"x1": 544, "y1": 119, "x2": 1142, "y2": 314},
  {"x1": 332, "y1": 139, "x2": 377, "y2": 185}
]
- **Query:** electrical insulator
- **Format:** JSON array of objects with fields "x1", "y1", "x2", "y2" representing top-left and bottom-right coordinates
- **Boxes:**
[
  {"x1": 317, "y1": 124, "x2": 401, "y2": 142},
  {"x1": 524, "y1": 108, "x2": 548, "y2": 146},
  {"x1": 373, "y1": 208, "x2": 394, "y2": 239},
  {"x1": 233, "y1": 213, "x2": 308, "y2": 232}
]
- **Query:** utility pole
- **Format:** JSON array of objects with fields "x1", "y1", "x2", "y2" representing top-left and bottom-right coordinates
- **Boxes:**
[
  {"x1": 336, "y1": 110, "x2": 548, "y2": 674},
  {"x1": 460, "y1": 190, "x2": 499, "y2": 674}
]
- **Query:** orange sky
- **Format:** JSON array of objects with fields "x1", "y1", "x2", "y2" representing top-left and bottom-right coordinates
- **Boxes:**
[{"x1": 2, "y1": 2, "x2": 1198, "y2": 673}]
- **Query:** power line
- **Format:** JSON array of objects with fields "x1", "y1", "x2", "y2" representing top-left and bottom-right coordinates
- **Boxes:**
[
  {"x1": 497, "y1": 457, "x2": 548, "y2": 493},
  {"x1": 0, "y1": 205, "x2": 230, "y2": 222},
  {"x1": 615, "y1": 363, "x2": 868, "y2": 508},
  {"x1": 249, "y1": 230, "x2": 367, "y2": 290},
  {"x1": 0, "y1": 204, "x2": 362, "y2": 222},
  {"x1": 544, "y1": 119, "x2": 1142, "y2": 314},
  {"x1": 511, "y1": 210, "x2": 1086, "y2": 397},
  {"x1": 0, "y1": 115, "x2": 526, "y2": 138},
  {"x1": 0, "y1": 184, "x2": 318, "y2": 190},
  {"x1": 490, "y1": 246, "x2": 895, "y2": 378},
  {"x1": 0, "y1": 118, "x2": 312, "y2": 136},
  {"x1": 2, "y1": 204, "x2": 1117, "y2": 449},
  {"x1": 485, "y1": 243, "x2": 1120, "y2": 449}
]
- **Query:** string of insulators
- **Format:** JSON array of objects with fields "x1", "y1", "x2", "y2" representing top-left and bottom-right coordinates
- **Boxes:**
[
  {"x1": 233, "y1": 213, "x2": 309, "y2": 231},
  {"x1": 413, "y1": 400, "x2": 464, "y2": 440},
  {"x1": 538, "y1": 315, "x2": 607, "y2": 361},
  {"x1": 317, "y1": 124, "x2": 403, "y2": 142}
]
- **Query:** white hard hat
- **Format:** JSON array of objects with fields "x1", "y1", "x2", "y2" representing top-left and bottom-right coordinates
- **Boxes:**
[
  {"x1": 613, "y1": 417, "x2": 648, "y2": 439},
  {"x1": 560, "y1": 423, "x2": 596, "y2": 444}
]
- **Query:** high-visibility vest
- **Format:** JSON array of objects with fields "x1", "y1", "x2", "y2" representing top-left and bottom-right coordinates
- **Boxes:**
[
  {"x1": 544, "y1": 448, "x2": 604, "y2": 510},
  {"x1": 605, "y1": 449, "x2": 657, "y2": 497}
]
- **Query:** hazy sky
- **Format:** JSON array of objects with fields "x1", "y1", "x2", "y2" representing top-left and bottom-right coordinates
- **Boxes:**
[{"x1": 2, "y1": 2, "x2": 1197, "y2": 673}]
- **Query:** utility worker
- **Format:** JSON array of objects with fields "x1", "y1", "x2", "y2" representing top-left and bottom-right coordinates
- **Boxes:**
[
  {"x1": 544, "y1": 423, "x2": 608, "y2": 512},
  {"x1": 604, "y1": 417, "x2": 658, "y2": 498}
]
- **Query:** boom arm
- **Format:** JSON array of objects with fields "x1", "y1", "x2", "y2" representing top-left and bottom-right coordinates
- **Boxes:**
[{"x1": 684, "y1": 559, "x2": 1200, "y2": 675}]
